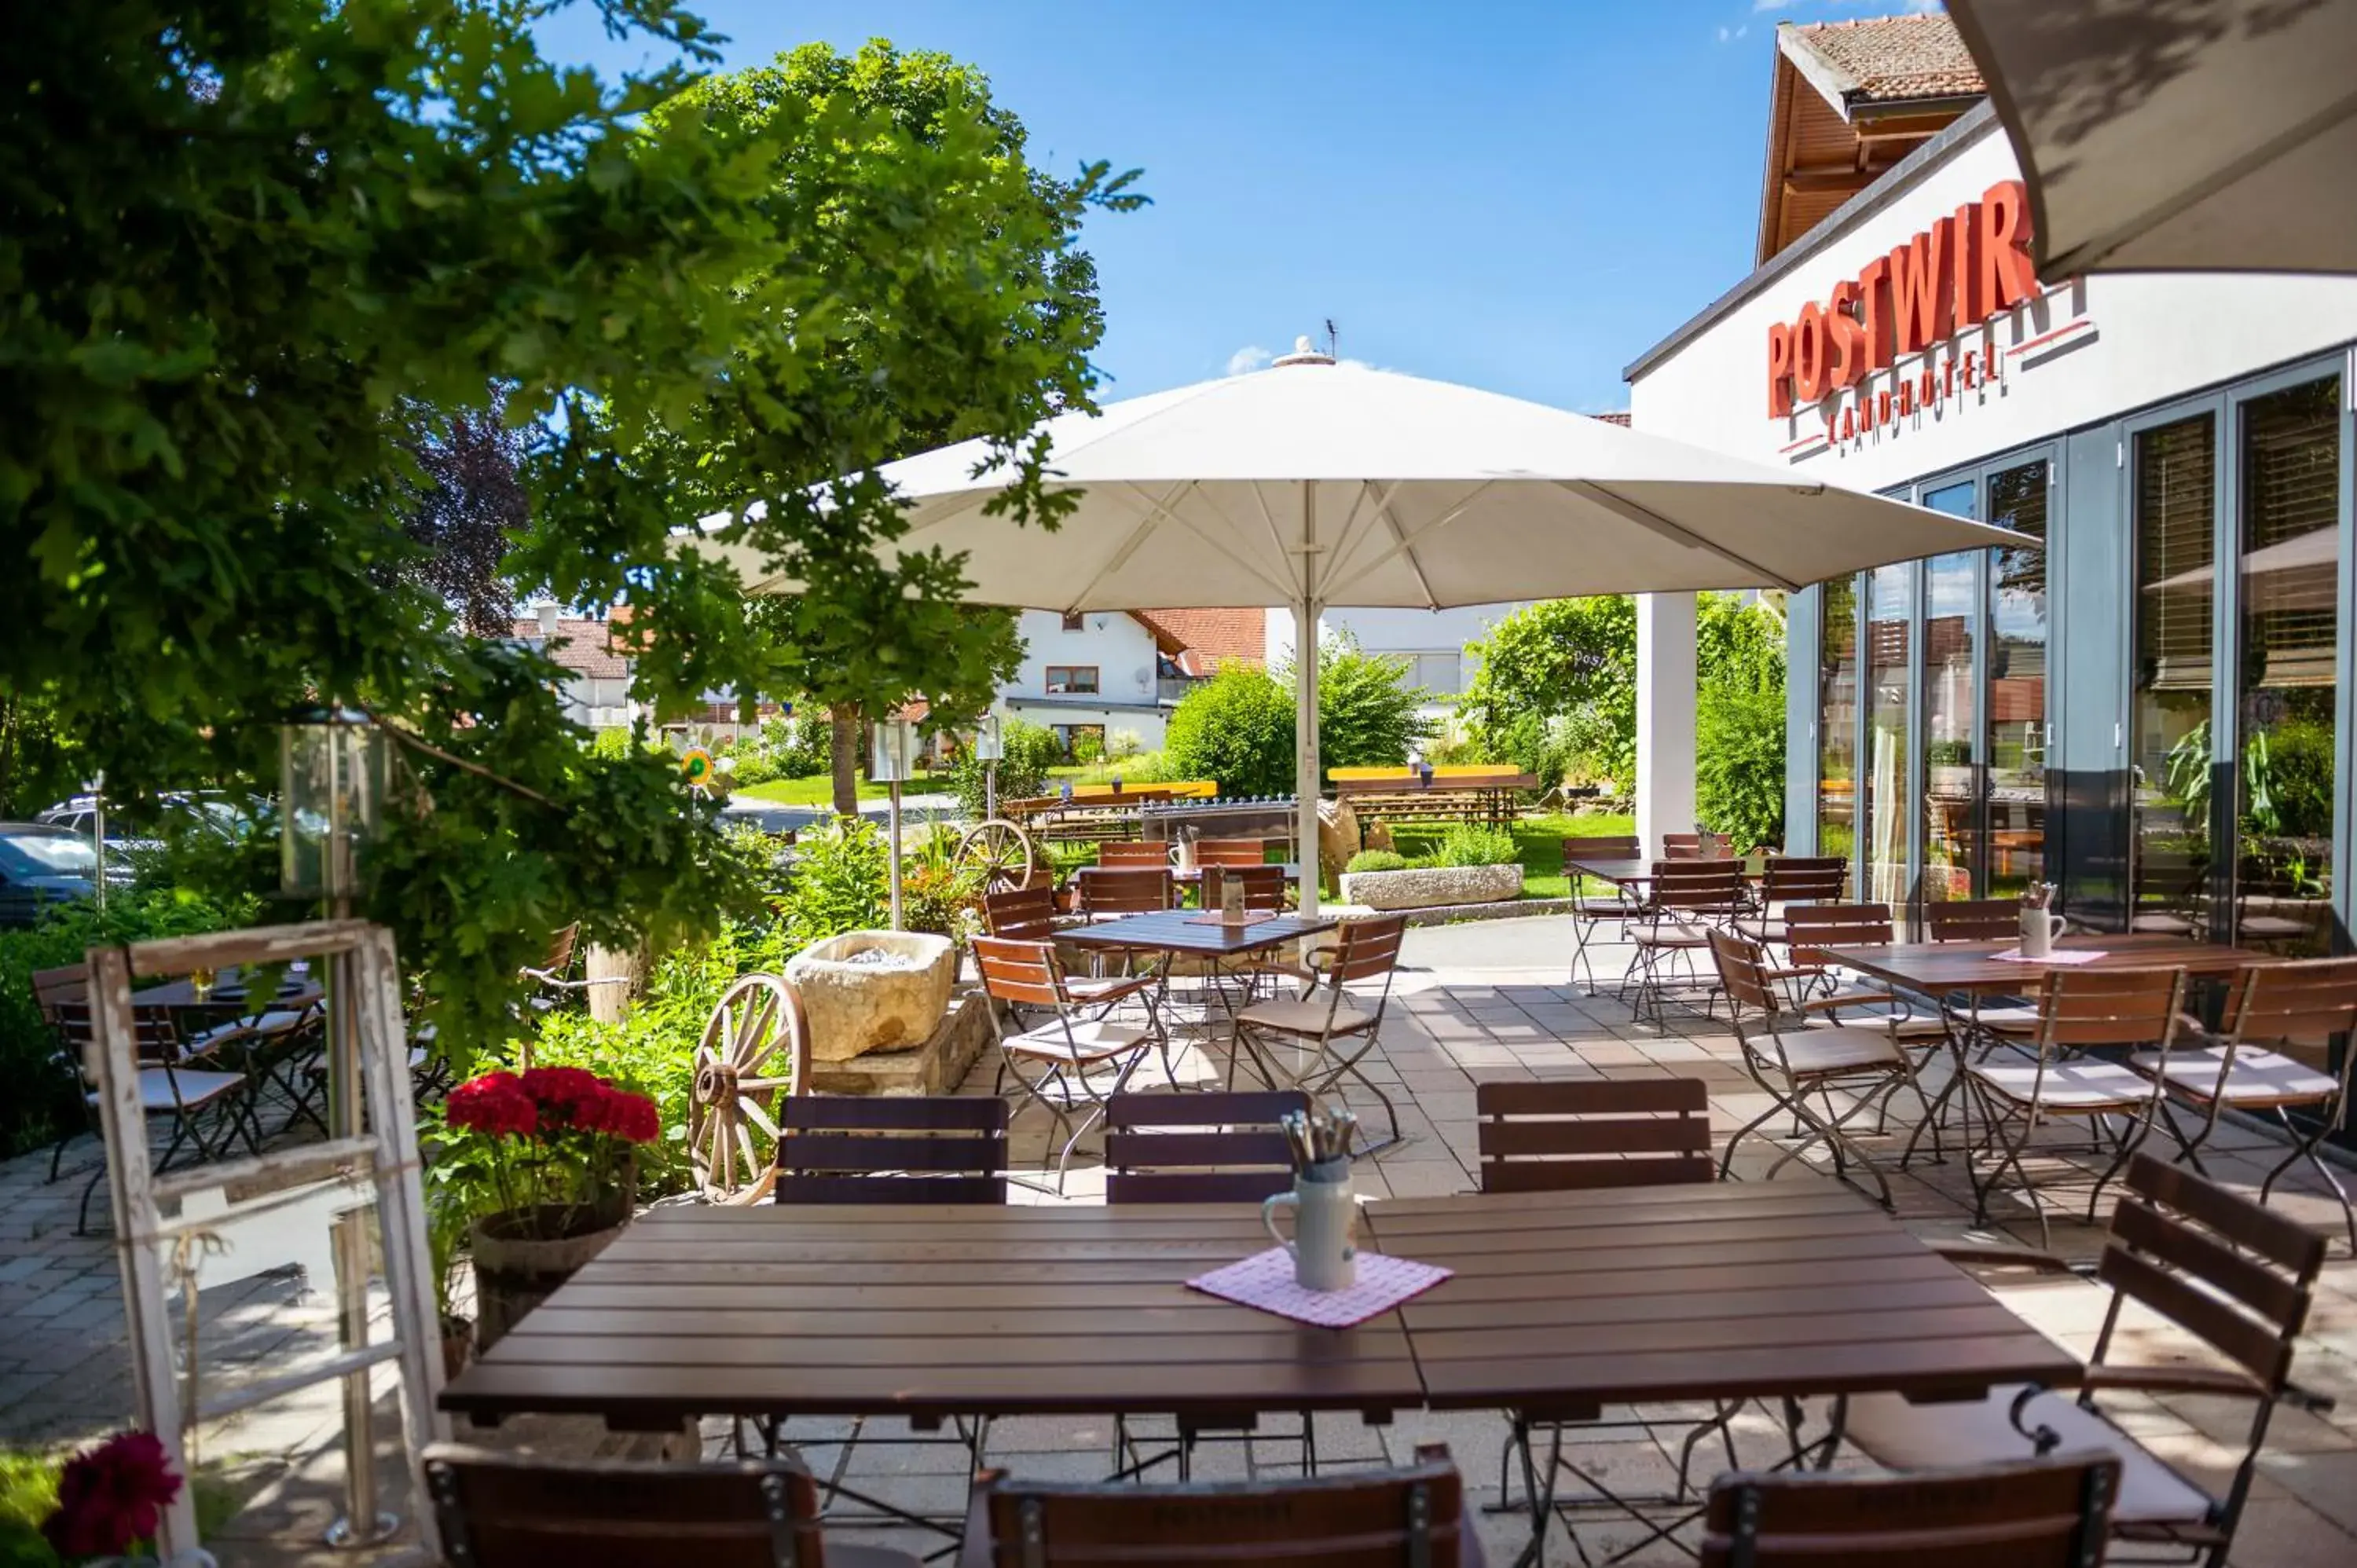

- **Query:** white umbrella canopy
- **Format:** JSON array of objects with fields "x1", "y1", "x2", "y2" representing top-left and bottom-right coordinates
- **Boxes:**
[
  {"x1": 699, "y1": 349, "x2": 2023, "y2": 910},
  {"x1": 1949, "y1": 0, "x2": 2357, "y2": 276}
]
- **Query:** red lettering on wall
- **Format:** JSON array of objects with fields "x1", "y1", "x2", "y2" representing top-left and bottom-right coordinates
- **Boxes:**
[
  {"x1": 1875, "y1": 390, "x2": 1892, "y2": 426},
  {"x1": 1763, "y1": 180, "x2": 2043, "y2": 417},
  {"x1": 1889, "y1": 221, "x2": 1950, "y2": 355},
  {"x1": 1896, "y1": 379, "x2": 1914, "y2": 416},
  {"x1": 1856, "y1": 255, "x2": 1892, "y2": 373},
  {"x1": 1979, "y1": 181, "x2": 2037, "y2": 313},
  {"x1": 1827, "y1": 279, "x2": 1864, "y2": 390},
  {"x1": 1792, "y1": 303, "x2": 1828, "y2": 404}
]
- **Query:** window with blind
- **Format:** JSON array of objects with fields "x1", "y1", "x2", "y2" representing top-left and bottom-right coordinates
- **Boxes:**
[
  {"x1": 1818, "y1": 575, "x2": 1857, "y2": 865},
  {"x1": 2234, "y1": 376, "x2": 2340, "y2": 947},
  {"x1": 2131, "y1": 414, "x2": 2217, "y2": 929}
]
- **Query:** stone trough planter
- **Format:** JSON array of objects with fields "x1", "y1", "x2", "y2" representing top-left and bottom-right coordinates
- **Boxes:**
[
  {"x1": 1336, "y1": 863, "x2": 1523, "y2": 912},
  {"x1": 786, "y1": 930, "x2": 958, "y2": 1062}
]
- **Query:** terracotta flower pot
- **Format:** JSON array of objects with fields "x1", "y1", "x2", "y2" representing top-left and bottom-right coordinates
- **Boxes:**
[{"x1": 470, "y1": 1200, "x2": 629, "y2": 1349}]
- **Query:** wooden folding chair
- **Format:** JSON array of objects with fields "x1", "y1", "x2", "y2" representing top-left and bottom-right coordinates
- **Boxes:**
[
  {"x1": 2134, "y1": 954, "x2": 2357, "y2": 1251},
  {"x1": 765, "y1": 1097, "x2": 1011, "y2": 1541},
  {"x1": 1230, "y1": 915, "x2": 1409, "y2": 1148},
  {"x1": 1623, "y1": 860, "x2": 1746, "y2": 1026},
  {"x1": 1103, "y1": 1087, "x2": 1314, "y2": 1478},
  {"x1": 1925, "y1": 898, "x2": 2044, "y2": 1043},
  {"x1": 1775, "y1": 903, "x2": 1954, "y2": 1158},
  {"x1": 1708, "y1": 931, "x2": 1919, "y2": 1208},
  {"x1": 1094, "y1": 841, "x2": 1170, "y2": 870},
  {"x1": 422, "y1": 1443, "x2": 920, "y2": 1568},
  {"x1": 1200, "y1": 863, "x2": 1285, "y2": 911},
  {"x1": 1739, "y1": 855, "x2": 1848, "y2": 947},
  {"x1": 1104, "y1": 1089, "x2": 1307, "y2": 1204},
  {"x1": 1563, "y1": 834, "x2": 1642, "y2": 995},
  {"x1": 1699, "y1": 1453, "x2": 2120, "y2": 1567},
  {"x1": 1474, "y1": 1076, "x2": 1750, "y2": 1561},
  {"x1": 1194, "y1": 837, "x2": 1270, "y2": 867},
  {"x1": 1662, "y1": 832, "x2": 1730, "y2": 861},
  {"x1": 775, "y1": 1095, "x2": 1010, "y2": 1207},
  {"x1": 49, "y1": 998, "x2": 256, "y2": 1234},
  {"x1": 1962, "y1": 966, "x2": 2187, "y2": 1247},
  {"x1": 1846, "y1": 1154, "x2": 2332, "y2": 1568},
  {"x1": 973, "y1": 936, "x2": 1161, "y2": 1187},
  {"x1": 1475, "y1": 1078, "x2": 1713, "y2": 1191},
  {"x1": 960, "y1": 1444, "x2": 1482, "y2": 1567}
]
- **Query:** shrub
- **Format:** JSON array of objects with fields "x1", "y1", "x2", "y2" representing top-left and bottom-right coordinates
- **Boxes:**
[
  {"x1": 1344, "y1": 849, "x2": 1410, "y2": 874},
  {"x1": 1696, "y1": 676, "x2": 1787, "y2": 853},
  {"x1": 1104, "y1": 728, "x2": 1145, "y2": 762},
  {"x1": 1431, "y1": 823, "x2": 1519, "y2": 868},
  {"x1": 945, "y1": 716, "x2": 1060, "y2": 817},
  {"x1": 0, "y1": 885, "x2": 262, "y2": 1158},
  {"x1": 764, "y1": 711, "x2": 834, "y2": 779},
  {"x1": 779, "y1": 819, "x2": 889, "y2": 947},
  {"x1": 723, "y1": 748, "x2": 779, "y2": 788},
  {"x1": 1075, "y1": 749, "x2": 1177, "y2": 786},
  {"x1": 1166, "y1": 664, "x2": 1294, "y2": 797},
  {"x1": 1069, "y1": 729, "x2": 1105, "y2": 766},
  {"x1": 1307, "y1": 636, "x2": 1436, "y2": 770}
]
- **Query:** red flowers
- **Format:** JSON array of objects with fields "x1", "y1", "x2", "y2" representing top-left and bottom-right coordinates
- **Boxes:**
[
  {"x1": 448, "y1": 1068, "x2": 658, "y2": 1147},
  {"x1": 42, "y1": 1430, "x2": 183, "y2": 1560}
]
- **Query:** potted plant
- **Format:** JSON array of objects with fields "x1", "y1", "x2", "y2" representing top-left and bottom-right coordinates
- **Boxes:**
[
  {"x1": 34, "y1": 1431, "x2": 184, "y2": 1566},
  {"x1": 444, "y1": 1066, "x2": 659, "y2": 1347},
  {"x1": 425, "y1": 1190, "x2": 473, "y2": 1381}
]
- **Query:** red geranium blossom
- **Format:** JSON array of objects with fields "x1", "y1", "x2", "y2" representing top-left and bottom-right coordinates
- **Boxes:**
[
  {"x1": 42, "y1": 1430, "x2": 182, "y2": 1559},
  {"x1": 519, "y1": 1065, "x2": 607, "y2": 1130},
  {"x1": 588, "y1": 1085, "x2": 660, "y2": 1145},
  {"x1": 446, "y1": 1072, "x2": 537, "y2": 1138}
]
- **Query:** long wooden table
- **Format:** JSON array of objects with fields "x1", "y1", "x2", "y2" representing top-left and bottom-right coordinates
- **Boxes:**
[
  {"x1": 441, "y1": 1179, "x2": 2077, "y2": 1431},
  {"x1": 1057, "y1": 909, "x2": 1336, "y2": 962}
]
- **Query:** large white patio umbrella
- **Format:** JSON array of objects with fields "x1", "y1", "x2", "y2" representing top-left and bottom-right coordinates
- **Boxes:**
[
  {"x1": 1948, "y1": 0, "x2": 2357, "y2": 275},
  {"x1": 702, "y1": 345, "x2": 2023, "y2": 911}
]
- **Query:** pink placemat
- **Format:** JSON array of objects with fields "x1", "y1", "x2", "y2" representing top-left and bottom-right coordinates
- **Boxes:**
[
  {"x1": 1990, "y1": 947, "x2": 2108, "y2": 965},
  {"x1": 1186, "y1": 1247, "x2": 1453, "y2": 1328}
]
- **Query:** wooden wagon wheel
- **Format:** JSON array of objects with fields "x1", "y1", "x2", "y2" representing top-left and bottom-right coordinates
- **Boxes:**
[
  {"x1": 956, "y1": 817, "x2": 1040, "y2": 894},
  {"x1": 688, "y1": 973, "x2": 809, "y2": 1206}
]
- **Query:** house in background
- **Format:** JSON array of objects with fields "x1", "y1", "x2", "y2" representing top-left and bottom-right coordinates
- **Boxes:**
[
  {"x1": 1259, "y1": 412, "x2": 1629, "y2": 729},
  {"x1": 511, "y1": 604, "x2": 635, "y2": 732},
  {"x1": 999, "y1": 607, "x2": 1263, "y2": 755}
]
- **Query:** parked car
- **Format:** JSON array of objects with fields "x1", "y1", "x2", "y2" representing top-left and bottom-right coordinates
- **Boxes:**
[{"x1": 0, "y1": 822, "x2": 104, "y2": 926}]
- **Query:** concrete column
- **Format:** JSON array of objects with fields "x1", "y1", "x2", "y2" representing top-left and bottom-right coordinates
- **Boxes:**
[{"x1": 1636, "y1": 592, "x2": 1698, "y2": 859}]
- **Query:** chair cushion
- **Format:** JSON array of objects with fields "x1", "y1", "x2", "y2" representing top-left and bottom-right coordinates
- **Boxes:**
[
  {"x1": 1845, "y1": 1384, "x2": 2213, "y2": 1526},
  {"x1": 1065, "y1": 975, "x2": 1155, "y2": 1005},
  {"x1": 1968, "y1": 1059, "x2": 2156, "y2": 1108},
  {"x1": 86, "y1": 1067, "x2": 247, "y2": 1113},
  {"x1": 1967, "y1": 1003, "x2": 2042, "y2": 1034},
  {"x1": 1633, "y1": 922, "x2": 1717, "y2": 949},
  {"x1": 1772, "y1": 1027, "x2": 1904, "y2": 1074},
  {"x1": 2131, "y1": 1046, "x2": 2339, "y2": 1104},
  {"x1": 1815, "y1": 993, "x2": 1950, "y2": 1038},
  {"x1": 1001, "y1": 1017, "x2": 1151, "y2": 1064},
  {"x1": 1235, "y1": 994, "x2": 1377, "y2": 1038}
]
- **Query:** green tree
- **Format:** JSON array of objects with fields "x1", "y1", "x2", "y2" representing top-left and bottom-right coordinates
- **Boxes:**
[
  {"x1": 2, "y1": 3, "x2": 1132, "y2": 1063},
  {"x1": 1695, "y1": 592, "x2": 1788, "y2": 851},
  {"x1": 1166, "y1": 665, "x2": 1296, "y2": 798},
  {"x1": 1298, "y1": 637, "x2": 1436, "y2": 771},
  {"x1": 658, "y1": 41, "x2": 1135, "y2": 815},
  {"x1": 1460, "y1": 598, "x2": 1638, "y2": 786}
]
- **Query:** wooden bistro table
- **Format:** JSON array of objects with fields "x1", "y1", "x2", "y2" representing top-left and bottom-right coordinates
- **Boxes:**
[
  {"x1": 1061, "y1": 908, "x2": 1339, "y2": 1036},
  {"x1": 1817, "y1": 934, "x2": 2281, "y2": 1168},
  {"x1": 1362, "y1": 1177, "x2": 2081, "y2": 1565}
]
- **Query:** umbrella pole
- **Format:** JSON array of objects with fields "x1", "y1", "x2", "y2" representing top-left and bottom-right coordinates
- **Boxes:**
[{"x1": 888, "y1": 779, "x2": 904, "y2": 930}]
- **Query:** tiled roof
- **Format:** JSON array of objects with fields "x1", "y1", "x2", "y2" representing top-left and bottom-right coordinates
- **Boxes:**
[
  {"x1": 1787, "y1": 13, "x2": 1984, "y2": 107},
  {"x1": 511, "y1": 616, "x2": 632, "y2": 680},
  {"x1": 1591, "y1": 411, "x2": 1631, "y2": 427},
  {"x1": 1129, "y1": 609, "x2": 1266, "y2": 674}
]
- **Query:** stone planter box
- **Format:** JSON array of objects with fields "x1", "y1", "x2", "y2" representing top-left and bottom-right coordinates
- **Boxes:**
[
  {"x1": 786, "y1": 930, "x2": 957, "y2": 1062},
  {"x1": 1336, "y1": 863, "x2": 1522, "y2": 911}
]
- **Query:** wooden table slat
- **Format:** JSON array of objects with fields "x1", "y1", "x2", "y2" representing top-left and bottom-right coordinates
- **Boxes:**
[{"x1": 1822, "y1": 936, "x2": 2278, "y2": 995}]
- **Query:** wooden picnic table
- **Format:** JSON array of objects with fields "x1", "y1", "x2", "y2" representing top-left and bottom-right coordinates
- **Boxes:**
[
  {"x1": 1560, "y1": 856, "x2": 1751, "y2": 887},
  {"x1": 132, "y1": 968, "x2": 323, "y2": 1012},
  {"x1": 1335, "y1": 772, "x2": 1537, "y2": 835},
  {"x1": 1820, "y1": 934, "x2": 2278, "y2": 995},
  {"x1": 441, "y1": 1178, "x2": 2077, "y2": 1432}
]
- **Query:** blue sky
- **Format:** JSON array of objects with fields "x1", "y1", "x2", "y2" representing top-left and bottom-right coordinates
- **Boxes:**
[{"x1": 539, "y1": 1, "x2": 1934, "y2": 415}]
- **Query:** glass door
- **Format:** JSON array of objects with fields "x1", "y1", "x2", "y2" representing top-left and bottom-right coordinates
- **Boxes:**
[
  {"x1": 1863, "y1": 562, "x2": 1914, "y2": 908},
  {"x1": 1985, "y1": 459, "x2": 2051, "y2": 899},
  {"x1": 1920, "y1": 482, "x2": 1979, "y2": 906}
]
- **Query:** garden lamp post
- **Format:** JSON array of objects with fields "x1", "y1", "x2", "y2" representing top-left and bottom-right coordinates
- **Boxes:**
[
  {"x1": 277, "y1": 706, "x2": 398, "y2": 1548},
  {"x1": 973, "y1": 711, "x2": 1004, "y2": 820},
  {"x1": 871, "y1": 716, "x2": 917, "y2": 929}
]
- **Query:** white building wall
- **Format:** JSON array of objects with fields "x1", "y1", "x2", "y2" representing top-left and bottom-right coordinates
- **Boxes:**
[
  {"x1": 1003, "y1": 609, "x2": 1171, "y2": 749},
  {"x1": 1263, "y1": 604, "x2": 1521, "y2": 723},
  {"x1": 1628, "y1": 116, "x2": 2357, "y2": 478}
]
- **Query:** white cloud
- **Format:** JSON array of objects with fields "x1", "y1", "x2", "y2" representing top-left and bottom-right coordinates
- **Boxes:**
[
  {"x1": 1225, "y1": 344, "x2": 1272, "y2": 376},
  {"x1": 1716, "y1": 23, "x2": 1748, "y2": 42}
]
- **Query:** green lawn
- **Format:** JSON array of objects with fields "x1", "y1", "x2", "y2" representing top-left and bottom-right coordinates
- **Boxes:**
[
  {"x1": 734, "y1": 771, "x2": 938, "y2": 807},
  {"x1": 1388, "y1": 811, "x2": 1636, "y2": 899}
]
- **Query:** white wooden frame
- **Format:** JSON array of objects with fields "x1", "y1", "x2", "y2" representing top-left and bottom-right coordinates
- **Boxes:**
[{"x1": 88, "y1": 918, "x2": 446, "y2": 1561}]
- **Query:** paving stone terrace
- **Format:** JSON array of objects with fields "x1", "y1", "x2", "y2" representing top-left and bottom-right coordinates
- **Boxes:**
[{"x1": 5, "y1": 916, "x2": 2356, "y2": 1565}]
